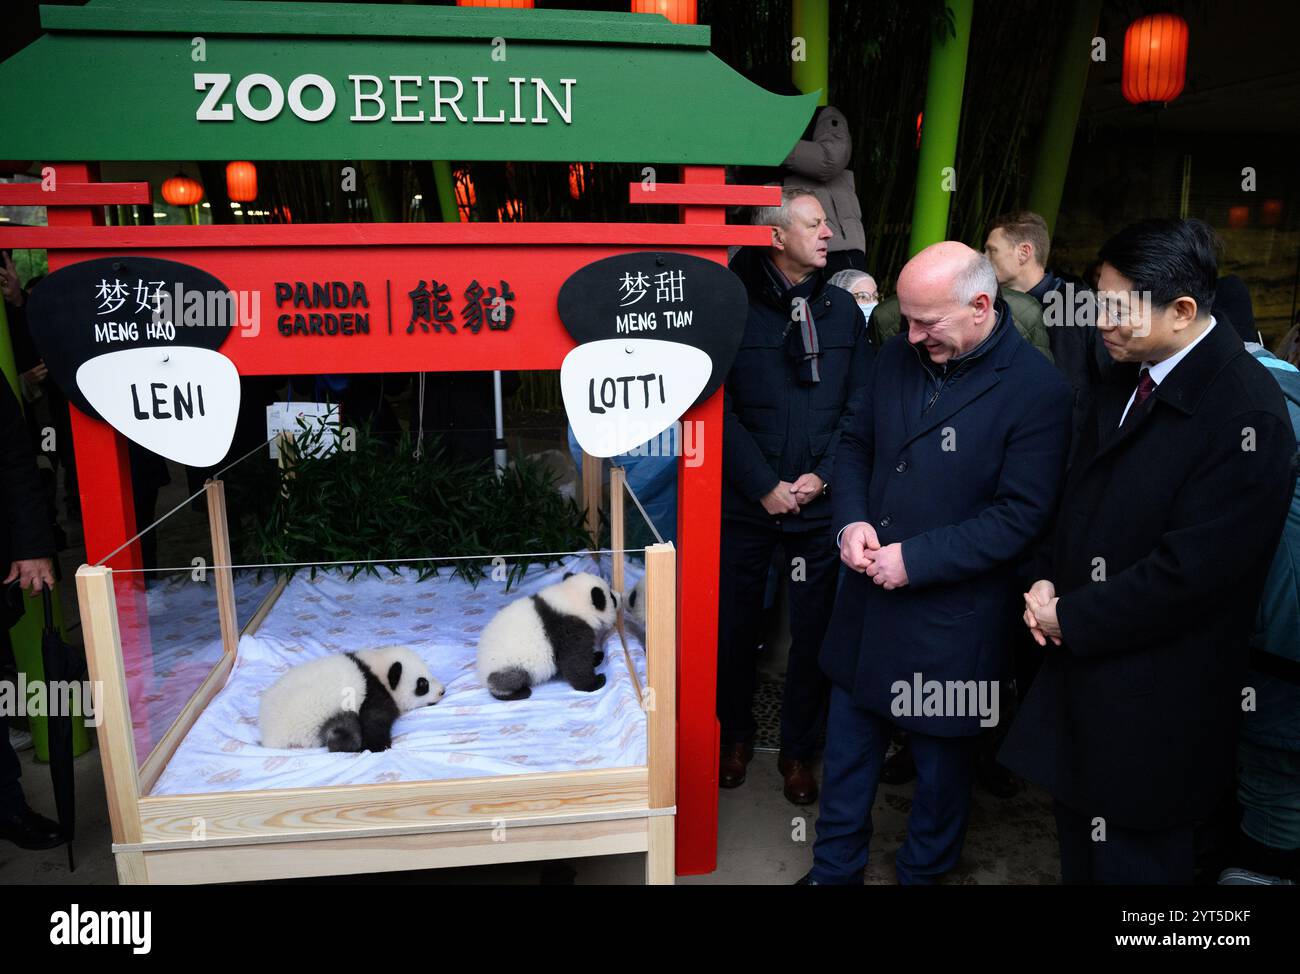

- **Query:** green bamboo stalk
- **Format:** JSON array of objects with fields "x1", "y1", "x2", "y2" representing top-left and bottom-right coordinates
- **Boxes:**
[{"x1": 908, "y1": 0, "x2": 974, "y2": 257}]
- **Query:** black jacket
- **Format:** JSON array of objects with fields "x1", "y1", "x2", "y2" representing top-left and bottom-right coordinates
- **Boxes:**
[
  {"x1": 1029, "y1": 269, "x2": 1107, "y2": 462},
  {"x1": 820, "y1": 303, "x2": 1072, "y2": 734},
  {"x1": 723, "y1": 247, "x2": 874, "y2": 531},
  {"x1": 0, "y1": 380, "x2": 54, "y2": 577},
  {"x1": 999, "y1": 320, "x2": 1298, "y2": 829}
]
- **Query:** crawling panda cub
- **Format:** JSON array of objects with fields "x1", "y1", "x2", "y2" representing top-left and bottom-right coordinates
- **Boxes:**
[
  {"x1": 477, "y1": 571, "x2": 619, "y2": 700},
  {"x1": 260, "y1": 645, "x2": 444, "y2": 752}
]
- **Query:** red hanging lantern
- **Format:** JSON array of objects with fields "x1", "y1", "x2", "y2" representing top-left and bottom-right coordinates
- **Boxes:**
[
  {"x1": 1227, "y1": 206, "x2": 1250, "y2": 229},
  {"x1": 454, "y1": 167, "x2": 476, "y2": 222},
  {"x1": 568, "y1": 163, "x2": 589, "y2": 200},
  {"x1": 226, "y1": 161, "x2": 258, "y2": 202},
  {"x1": 632, "y1": 0, "x2": 697, "y2": 24},
  {"x1": 1122, "y1": 14, "x2": 1189, "y2": 105},
  {"x1": 161, "y1": 173, "x2": 204, "y2": 207},
  {"x1": 497, "y1": 198, "x2": 524, "y2": 222},
  {"x1": 1261, "y1": 199, "x2": 1284, "y2": 228}
]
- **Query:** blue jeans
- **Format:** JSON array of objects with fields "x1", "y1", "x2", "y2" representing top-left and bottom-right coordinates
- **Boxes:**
[{"x1": 811, "y1": 685, "x2": 978, "y2": 884}]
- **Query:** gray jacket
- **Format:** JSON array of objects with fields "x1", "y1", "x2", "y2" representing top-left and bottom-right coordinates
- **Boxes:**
[{"x1": 782, "y1": 106, "x2": 865, "y2": 255}]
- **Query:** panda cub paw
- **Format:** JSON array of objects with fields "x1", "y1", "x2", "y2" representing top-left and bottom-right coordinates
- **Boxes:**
[{"x1": 593, "y1": 650, "x2": 605, "y2": 667}]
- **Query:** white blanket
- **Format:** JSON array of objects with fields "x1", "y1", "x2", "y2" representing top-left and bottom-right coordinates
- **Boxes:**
[{"x1": 149, "y1": 554, "x2": 648, "y2": 795}]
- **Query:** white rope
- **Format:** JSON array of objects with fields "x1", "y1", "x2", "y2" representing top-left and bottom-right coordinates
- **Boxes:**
[
  {"x1": 413, "y1": 371, "x2": 426, "y2": 461},
  {"x1": 620, "y1": 476, "x2": 665, "y2": 544},
  {"x1": 93, "y1": 432, "x2": 282, "y2": 567}
]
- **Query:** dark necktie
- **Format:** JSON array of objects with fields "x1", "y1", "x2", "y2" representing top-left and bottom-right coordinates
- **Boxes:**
[{"x1": 1121, "y1": 367, "x2": 1156, "y2": 427}]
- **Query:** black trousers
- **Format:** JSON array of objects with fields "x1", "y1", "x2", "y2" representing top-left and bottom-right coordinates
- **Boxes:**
[
  {"x1": 716, "y1": 518, "x2": 839, "y2": 759},
  {"x1": 1054, "y1": 800, "x2": 1195, "y2": 884}
]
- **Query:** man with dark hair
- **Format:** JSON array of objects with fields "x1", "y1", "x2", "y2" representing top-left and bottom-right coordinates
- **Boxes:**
[
  {"x1": 720, "y1": 187, "x2": 873, "y2": 804},
  {"x1": 985, "y1": 210, "x2": 1103, "y2": 460},
  {"x1": 1003, "y1": 218, "x2": 1298, "y2": 884}
]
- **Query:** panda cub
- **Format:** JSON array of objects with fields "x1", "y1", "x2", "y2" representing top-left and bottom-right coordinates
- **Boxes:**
[
  {"x1": 259, "y1": 645, "x2": 444, "y2": 752},
  {"x1": 477, "y1": 571, "x2": 619, "y2": 700}
]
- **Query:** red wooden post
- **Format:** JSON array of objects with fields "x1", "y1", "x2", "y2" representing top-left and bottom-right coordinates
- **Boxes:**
[
  {"x1": 673, "y1": 163, "x2": 726, "y2": 874},
  {"x1": 48, "y1": 163, "x2": 155, "y2": 752}
]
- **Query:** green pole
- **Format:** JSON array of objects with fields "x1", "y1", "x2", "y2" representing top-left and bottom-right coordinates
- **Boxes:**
[
  {"x1": 791, "y1": 0, "x2": 830, "y2": 107},
  {"x1": 908, "y1": 0, "x2": 975, "y2": 257},
  {"x1": 431, "y1": 160, "x2": 460, "y2": 223},
  {"x1": 1025, "y1": 0, "x2": 1102, "y2": 236}
]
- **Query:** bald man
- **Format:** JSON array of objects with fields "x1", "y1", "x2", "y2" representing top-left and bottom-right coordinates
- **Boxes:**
[{"x1": 802, "y1": 242, "x2": 1072, "y2": 884}]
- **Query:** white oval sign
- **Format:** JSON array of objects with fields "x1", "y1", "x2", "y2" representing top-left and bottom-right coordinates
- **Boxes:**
[
  {"x1": 76, "y1": 346, "x2": 241, "y2": 467},
  {"x1": 561, "y1": 338, "x2": 710, "y2": 458}
]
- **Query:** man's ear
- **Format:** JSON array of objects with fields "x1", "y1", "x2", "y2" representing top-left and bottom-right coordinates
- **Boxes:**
[
  {"x1": 1018, "y1": 242, "x2": 1034, "y2": 266},
  {"x1": 1171, "y1": 295, "x2": 1200, "y2": 329},
  {"x1": 770, "y1": 226, "x2": 784, "y2": 251}
]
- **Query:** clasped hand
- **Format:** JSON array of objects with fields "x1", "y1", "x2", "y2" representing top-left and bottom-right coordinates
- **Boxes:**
[
  {"x1": 839, "y1": 521, "x2": 908, "y2": 589},
  {"x1": 1023, "y1": 579, "x2": 1061, "y2": 646}
]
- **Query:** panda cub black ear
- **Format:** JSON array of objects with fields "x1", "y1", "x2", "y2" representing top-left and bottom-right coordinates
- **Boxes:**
[
  {"x1": 387, "y1": 660, "x2": 403, "y2": 691},
  {"x1": 590, "y1": 586, "x2": 607, "y2": 612},
  {"x1": 563, "y1": 571, "x2": 574, "y2": 580}
]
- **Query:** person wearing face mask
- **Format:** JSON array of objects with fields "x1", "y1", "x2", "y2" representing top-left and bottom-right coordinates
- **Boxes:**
[
  {"x1": 828, "y1": 269, "x2": 879, "y2": 337},
  {"x1": 720, "y1": 188, "x2": 874, "y2": 805}
]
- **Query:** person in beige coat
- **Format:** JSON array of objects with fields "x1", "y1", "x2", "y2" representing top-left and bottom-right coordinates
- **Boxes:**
[{"x1": 782, "y1": 105, "x2": 866, "y2": 274}]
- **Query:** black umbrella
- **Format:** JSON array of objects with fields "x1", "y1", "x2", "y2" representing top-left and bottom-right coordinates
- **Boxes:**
[{"x1": 40, "y1": 587, "x2": 79, "y2": 871}]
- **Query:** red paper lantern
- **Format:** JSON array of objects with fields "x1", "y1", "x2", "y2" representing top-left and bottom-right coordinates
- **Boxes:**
[
  {"x1": 226, "y1": 161, "x2": 258, "y2": 202},
  {"x1": 1227, "y1": 206, "x2": 1250, "y2": 229},
  {"x1": 497, "y1": 198, "x2": 524, "y2": 222},
  {"x1": 454, "y1": 167, "x2": 476, "y2": 223},
  {"x1": 1261, "y1": 199, "x2": 1283, "y2": 227},
  {"x1": 161, "y1": 174, "x2": 204, "y2": 207},
  {"x1": 568, "y1": 162, "x2": 589, "y2": 200},
  {"x1": 632, "y1": 0, "x2": 697, "y2": 24},
  {"x1": 1122, "y1": 14, "x2": 1189, "y2": 105}
]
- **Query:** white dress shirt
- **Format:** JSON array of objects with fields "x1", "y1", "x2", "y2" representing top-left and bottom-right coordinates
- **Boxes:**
[{"x1": 1117, "y1": 316, "x2": 1217, "y2": 426}]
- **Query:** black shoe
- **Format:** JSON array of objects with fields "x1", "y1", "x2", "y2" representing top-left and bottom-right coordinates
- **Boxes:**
[
  {"x1": 880, "y1": 740, "x2": 916, "y2": 785},
  {"x1": 0, "y1": 805, "x2": 64, "y2": 850},
  {"x1": 977, "y1": 759, "x2": 1021, "y2": 799}
]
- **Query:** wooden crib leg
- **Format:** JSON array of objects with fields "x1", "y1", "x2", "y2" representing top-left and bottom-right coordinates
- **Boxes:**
[
  {"x1": 646, "y1": 816, "x2": 676, "y2": 885},
  {"x1": 115, "y1": 851, "x2": 149, "y2": 884}
]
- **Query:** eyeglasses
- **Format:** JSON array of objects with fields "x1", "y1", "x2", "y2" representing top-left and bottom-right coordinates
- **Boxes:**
[
  {"x1": 1095, "y1": 295, "x2": 1139, "y2": 327},
  {"x1": 852, "y1": 291, "x2": 879, "y2": 304}
]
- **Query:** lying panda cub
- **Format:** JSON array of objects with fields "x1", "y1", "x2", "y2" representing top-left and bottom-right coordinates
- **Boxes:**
[
  {"x1": 477, "y1": 571, "x2": 619, "y2": 700},
  {"x1": 259, "y1": 645, "x2": 444, "y2": 752}
]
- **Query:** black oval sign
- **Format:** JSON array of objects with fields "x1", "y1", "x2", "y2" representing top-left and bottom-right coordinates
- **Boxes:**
[
  {"x1": 557, "y1": 251, "x2": 747, "y2": 406},
  {"x1": 25, "y1": 255, "x2": 237, "y2": 418}
]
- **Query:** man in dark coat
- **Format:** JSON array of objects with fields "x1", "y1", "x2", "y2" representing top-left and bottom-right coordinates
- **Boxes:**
[
  {"x1": 719, "y1": 187, "x2": 873, "y2": 804},
  {"x1": 1004, "y1": 218, "x2": 1298, "y2": 884},
  {"x1": 0, "y1": 378, "x2": 62, "y2": 850},
  {"x1": 985, "y1": 210, "x2": 1104, "y2": 460},
  {"x1": 803, "y1": 242, "x2": 1072, "y2": 884}
]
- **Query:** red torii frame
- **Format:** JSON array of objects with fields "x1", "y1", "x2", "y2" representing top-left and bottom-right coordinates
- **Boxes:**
[{"x1": 0, "y1": 163, "x2": 779, "y2": 876}]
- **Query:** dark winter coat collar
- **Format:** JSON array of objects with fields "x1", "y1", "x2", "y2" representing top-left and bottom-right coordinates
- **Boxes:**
[{"x1": 729, "y1": 245, "x2": 832, "y2": 311}]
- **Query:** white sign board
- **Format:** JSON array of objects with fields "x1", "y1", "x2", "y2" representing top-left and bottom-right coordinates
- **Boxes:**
[
  {"x1": 76, "y1": 346, "x2": 240, "y2": 468},
  {"x1": 560, "y1": 338, "x2": 710, "y2": 458}
]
